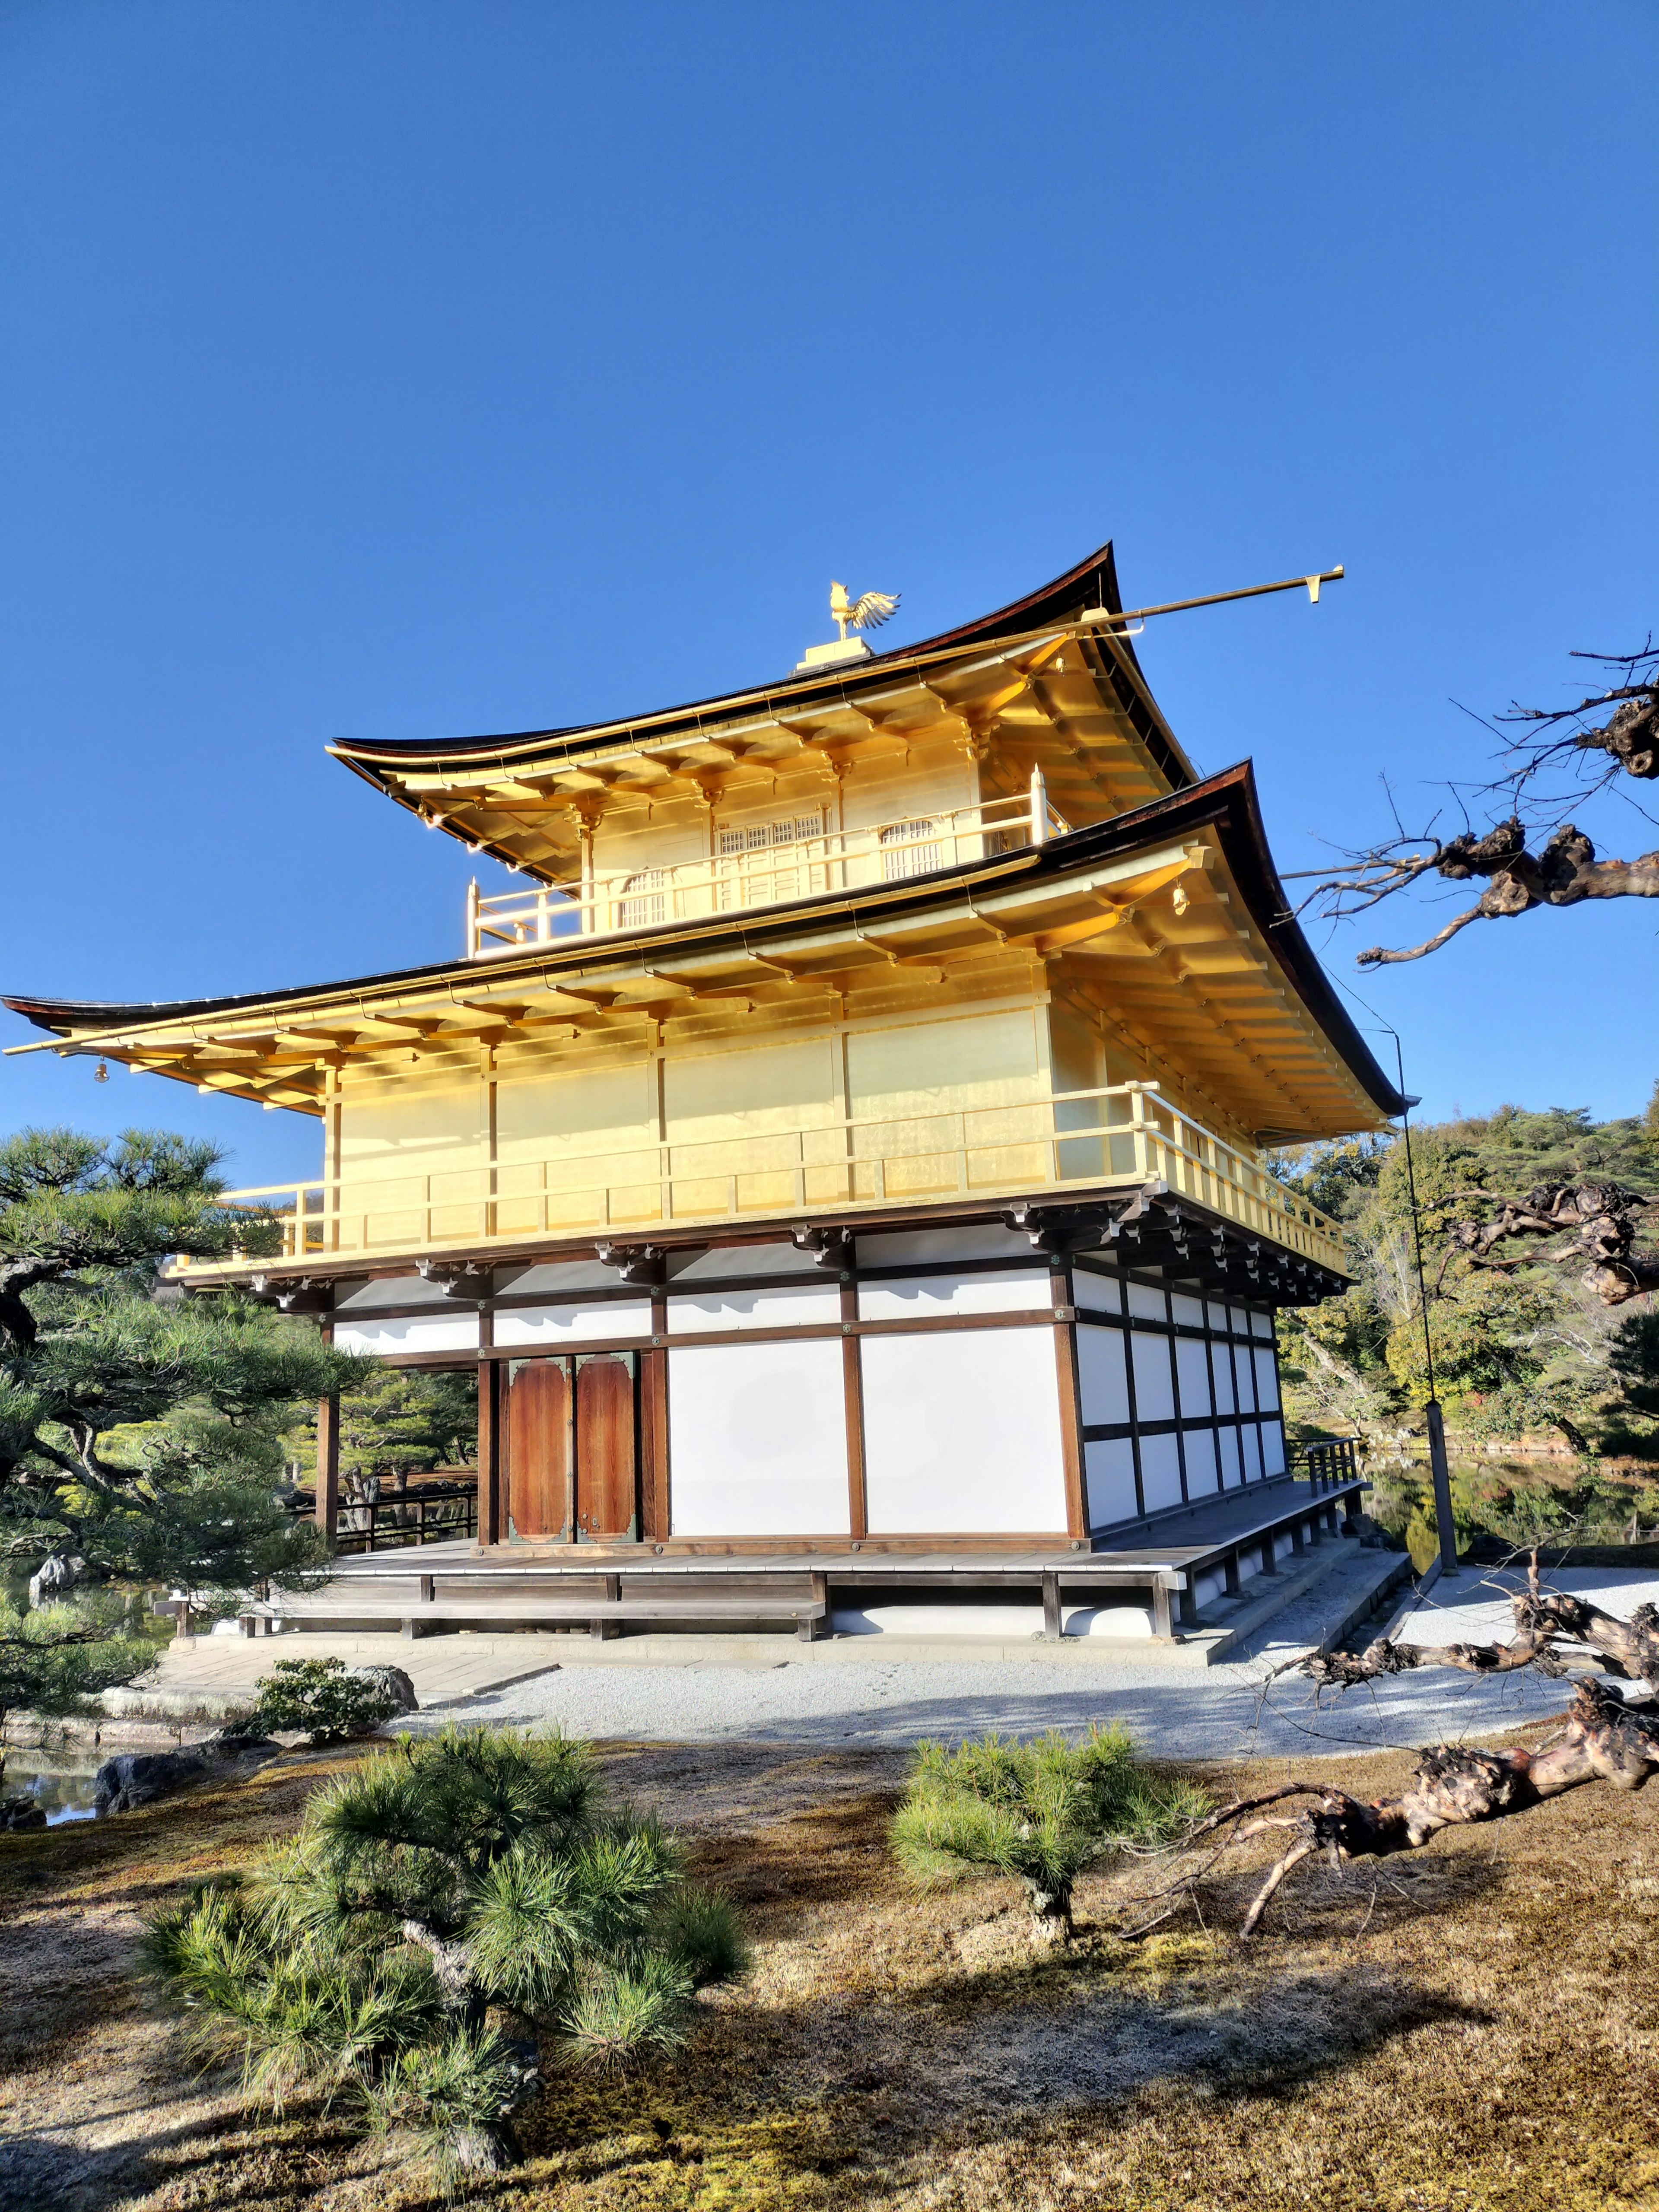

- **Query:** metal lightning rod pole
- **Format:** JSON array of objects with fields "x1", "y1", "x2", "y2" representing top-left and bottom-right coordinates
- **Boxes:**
[{"x1": 1393, "y1": 1036, "x2": 1459, "y2": 1576}]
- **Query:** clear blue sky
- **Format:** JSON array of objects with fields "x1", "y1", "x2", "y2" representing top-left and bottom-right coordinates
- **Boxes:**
[{"x1": 3, "y1": 2, "x2": 1655, "y2": 1186}]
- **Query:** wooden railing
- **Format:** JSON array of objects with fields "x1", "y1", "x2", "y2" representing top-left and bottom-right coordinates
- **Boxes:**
[
  {"x1": 288, "y1": 1478, "x2": 478, "y2": 1555},
  {"x1": 467, "y1": 776, "x2": 1071, "y2": 957},
  {"x1": 187, "y1": 1081, "x2": 1349, "y2": 1277},
  {"x1": 1287, "y1": 1437, "x2": 1362, "y2": 1494}
]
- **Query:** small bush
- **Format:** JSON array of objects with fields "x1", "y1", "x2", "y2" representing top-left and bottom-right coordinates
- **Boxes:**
[
  {"x1": 252, "y1": 1656, "x2": 401, "y2": 1744},
  {"x1": 143, "y1": 1724, "x2": 747, "y2": 2177},
  {"x1": 891, "y1": 1724, "x2": 1206, "y2": 1936}
]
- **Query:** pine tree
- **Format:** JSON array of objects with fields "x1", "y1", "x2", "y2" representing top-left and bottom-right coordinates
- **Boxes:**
[{"x1": 143, "y1": 1727, "x2": 747, "y2": 2177}]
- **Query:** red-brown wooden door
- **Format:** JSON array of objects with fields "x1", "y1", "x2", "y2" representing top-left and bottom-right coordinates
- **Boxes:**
[
  {"x1": 574, "y1": 1352, "x2": 639, "y2": 1540},
  {"x1": 505, "y1": 1358, "x2": 572, "y2": 1541}
]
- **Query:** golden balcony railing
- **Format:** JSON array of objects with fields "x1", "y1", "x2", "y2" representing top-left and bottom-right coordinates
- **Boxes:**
[
  {"x1": 465, "y1": 773, "x2": 1071, "y2": 958},
  {"x1": 180, "y1": 1083, "x2": 1349, "y2": 1280}
]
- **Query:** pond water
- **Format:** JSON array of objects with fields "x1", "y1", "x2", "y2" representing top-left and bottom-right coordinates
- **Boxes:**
[
  {"x1": 3, "y1": 1752, "x2": 104, "y2": 1824},
  {"x1": 1364, "y1": 1452, "x2": 1659, "y2": 1570}
]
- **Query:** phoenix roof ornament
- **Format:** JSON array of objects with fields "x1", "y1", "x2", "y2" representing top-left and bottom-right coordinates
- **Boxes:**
[{"x1": 829, "y1": 581, "x2": 900, "y2": 641}]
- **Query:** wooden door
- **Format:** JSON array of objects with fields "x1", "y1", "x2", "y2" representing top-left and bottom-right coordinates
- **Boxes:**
[
  {"x1": 506, "y1": 1358, "x2": 572, "y2": 1540},
  {"x1": 575, "y1": 1352, "x2": 638, "y2": 1540}
]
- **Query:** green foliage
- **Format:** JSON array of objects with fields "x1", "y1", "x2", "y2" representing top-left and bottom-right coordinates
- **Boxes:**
[
  {"x1": 285, "y1": 1366, "x2": 476, "y2": 1487},
  {"x1": 252, "y1": 1656, "x2": 403, "y2": 1745},
  {"x1": 0, "y1": 1126, "x2": 364, "y2": 1617},
  {"x1": 1274, "y1": 1100, "x2": 1659, "y2": 1454},
  {"x1": 0, "y1": 1591, "x2": 156, "y2": 1729},
  {"x1": 1596, "y1": 1310, "x2": 1659, "y2": 1459},
  {"x1": 143, "y1": 1726, "x2": 745, "y2": 2177},
  {"x1": 890, "y1": 1726, "x2": 1205, "y2": 1928}
]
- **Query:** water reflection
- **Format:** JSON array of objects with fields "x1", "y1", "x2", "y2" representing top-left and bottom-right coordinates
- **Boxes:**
[
  {"x1": 1365, "y1": 1452, "x2": 1659, "y2": 1571},
  {"x1": 3, "y1": 1754, "x2": 102, "y2": 1824}
]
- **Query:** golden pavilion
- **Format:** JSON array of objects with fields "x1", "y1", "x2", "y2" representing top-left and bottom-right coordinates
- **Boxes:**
[{"x1": 6, "y1": 541, "x2": 1403, "y2": 1645}]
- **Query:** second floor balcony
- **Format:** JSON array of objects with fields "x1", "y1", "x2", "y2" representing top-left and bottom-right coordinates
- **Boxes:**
[{"x1": 466, "y1": 777, "x2": 1070, "y2": 958}]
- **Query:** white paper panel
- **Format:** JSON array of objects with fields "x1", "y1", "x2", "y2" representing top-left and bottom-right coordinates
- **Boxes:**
[
  {"x1": 1170, "y1": 1293, "x2": 1206, "y2": 1328},
  {"x1": 1139, "y1": 1432, "x2": 1183, "y2": 1512},
  {"x1": 667, "y1": 1340, "x2": 849, "y2": 1536},
  {"x1": 1218, "y1": 1425, "x2": 1243, "y2": 1485},
  {"x1": 1084, "y1": 1438, "x2": 1138, "y2": 1528},
  {"x1": 1182, "y1": 1425, "x2": 1220, "y2": 1494},
  {"x1": 1174, "y1": 1338, "x2": 1212, "y2": 1416},
  {"x1": 1251, "y1": 1309, "x2": 1275, "y2": 1340},
  {"x1": 1261, "y1": 1418, "x2": 1287, "y2": 1475},
  {"x1": 858, "y1": 1269, "x2": 1050, "y2": 1321},
  {"x1": 1234, "y1": 1351, "x2": 1258, "y2": 1413},
  {"x1": 1206, "y1": 1299, "x2": 1231, "y2": 1332},
  {"x1": 1076, "y1": 1323, "x2": 1130, "y2": 1425},
  {"x1": 333, "y1": 1313, "x2": 479, "y2": 1355},
  {"x1": 1073, "y1": 1271, "x2": 1122, "y2": 1315},
  {"x1": 667, "y1": 1284, "x2": 841, "y2": 1333},
  {"x1": 1130, "y1": 1333, "x2": 1175, "y2": 1422},
  {"x1": 862, "y1": 1328, "x2": 1066, "y2": 1534},
  {"x1": 1253, "y1": 1346, "x2": 1281, "y2": 1411},
  {"x1": 1127, "y1": 1281, "x2": 1167, "y2": 1321},
  {"x1": 1241, "y1": 1423, "x2": 1265, "y2": 1480},
  {"x1": 1211, "y1": 1348, "x2": 1236, "y2": 1414},
  {"x1": 493, "y1": 1300, "x2": 652, "y2": 1347}
]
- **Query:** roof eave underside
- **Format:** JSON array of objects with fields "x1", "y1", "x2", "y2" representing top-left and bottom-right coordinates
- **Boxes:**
[{"x1": 4, "y1": 766, "x2": 1408, "y2": 1138}]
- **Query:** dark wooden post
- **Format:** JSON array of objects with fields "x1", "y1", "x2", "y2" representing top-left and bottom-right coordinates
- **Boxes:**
[
  {"x1": 477, "y1": 1358, "x2": 503, "y2": 1547},
  {"x1": 315, "y1": 1392, "x2": 340, "y2": 1546},
  {"x1": 841, "y1": 1280, "x2": 867, "y2": 1541},
  {"x1": 1051, "y1": 1262, "x2": 1088, "y2": 1542}
]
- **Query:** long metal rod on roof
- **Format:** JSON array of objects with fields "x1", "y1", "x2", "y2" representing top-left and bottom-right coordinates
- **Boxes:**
[{"x1": 1080, "y1": 567, "x2": 1344, "y2": 631}]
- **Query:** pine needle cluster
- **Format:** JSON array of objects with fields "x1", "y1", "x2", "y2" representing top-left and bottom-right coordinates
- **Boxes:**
[
  {"x1": 143, "y1": 1725, "x2": 747, "y2": 2178},
  {"x1": 890, "y1": 1725, "x2": 1206, "y2": 1936}
]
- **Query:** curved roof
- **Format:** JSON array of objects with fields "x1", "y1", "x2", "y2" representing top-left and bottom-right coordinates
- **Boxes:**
[{"x1": 329, "y1": 537, "x2": 1162, "y2": 773}]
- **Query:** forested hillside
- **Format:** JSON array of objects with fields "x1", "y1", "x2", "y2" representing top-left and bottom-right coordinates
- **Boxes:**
[{"x1": 1273, "y1": 1094, "x2": 1659, "y2": 1464}]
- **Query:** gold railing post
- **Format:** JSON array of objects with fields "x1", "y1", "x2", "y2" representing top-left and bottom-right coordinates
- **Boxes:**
[
  {"x1": 465, "y1": 878, "x2": 480, "y2": 958},
  {"x1": 1029, "y1": 765, "x2": 1049, "y2": 846}
]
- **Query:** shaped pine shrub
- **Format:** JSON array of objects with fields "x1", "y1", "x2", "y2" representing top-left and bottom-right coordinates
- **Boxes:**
[
  {"x1": 142, "y1": 1725, "x2": 747, "y2": 2177},
  {"x1": 890, "y1": 1725, "x2": 1205, "y2": 1939}
]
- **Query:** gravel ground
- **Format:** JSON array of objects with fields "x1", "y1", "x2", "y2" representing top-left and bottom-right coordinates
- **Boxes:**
[{"x1": 405, "y1": 1560, "x2": 1659, "y2": 1761}]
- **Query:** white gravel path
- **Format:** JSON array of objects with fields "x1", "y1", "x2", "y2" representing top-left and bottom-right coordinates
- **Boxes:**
[{"x1": 406, "y1": 1561, "x2": 1659, "y2": 1763}]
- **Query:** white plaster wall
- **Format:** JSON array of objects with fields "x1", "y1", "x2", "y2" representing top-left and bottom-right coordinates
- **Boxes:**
[
  {"x1": 335, "y1": 1275, "x2": 457, "y2": 1312},
  {"x1": 333, "y1": 1313, "x2": 479, "y2": 1356},
  {"x1": 667, "y1": 1284, "x2": 842, "y2": 1333},
  {"x1": 667, "y1": 1340, "x2": 850, "y2": 1536},
  {"x1": 858, "y1": 1269, "x2": 1050, "y2": 1321},
  {"x1": 861, "y1": 1327, "x2": 1066, "y2": 1534},
  {"x1": 1253, "y1": 1346, "x2": 1281, "y2": 1411},
  {"x1": 493, "y1": 1300, "x2": 652, "y2": 1347},
  {"x1": 672, "y1": 1243, "x2": 818, "y2": 1281},
  {"x1": 855, "y1": 1224, "x2": 1035, "y2": 1268},
  {"x1": 1261, "y1": 1418, "x2": 1287, "y2": 1475}
]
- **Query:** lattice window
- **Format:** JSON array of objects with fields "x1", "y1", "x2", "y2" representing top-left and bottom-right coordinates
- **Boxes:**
[
  {"x1": 618, "y1": 869, "x2": 666, "y2": 928},
  {"x1": 718, "y1": 814, "x2": 822, "y2": 856},
  {"x1": 879, "y1": 818, "x2": 942, "y2": 880}
]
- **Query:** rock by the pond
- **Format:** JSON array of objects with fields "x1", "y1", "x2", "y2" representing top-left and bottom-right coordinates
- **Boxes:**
[
  {"x1": 29, "y1": 1554, "x2": 88, "y2": 1607},
  {"x1": 93, "y1": 1750, "x2": 210, "y2": 1814},
  {"x1": 351, "y1": 1664, "x2": 419, "y2": 1714},
  {"x1": 0, "y1": 1792, "x2": 48, "y2": 1831}
]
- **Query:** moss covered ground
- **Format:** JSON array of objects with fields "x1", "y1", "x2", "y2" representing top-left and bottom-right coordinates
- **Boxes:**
[{"x1": 3, "y1": 1731, "x2": 1657, "y2": 2211}]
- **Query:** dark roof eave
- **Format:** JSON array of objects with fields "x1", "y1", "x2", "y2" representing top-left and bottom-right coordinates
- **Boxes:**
[
  {"x1": 328, "y1": 539, "x2": 1180, "y2": 780},
  {"x1": 3, "y1": 762, "x2": 1407, "y2": 1121}
]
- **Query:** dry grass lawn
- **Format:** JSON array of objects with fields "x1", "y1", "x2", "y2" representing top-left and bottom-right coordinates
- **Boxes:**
[{"x1": 3, "y1": 1729, "x2": 1658, "y2": 2212}]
